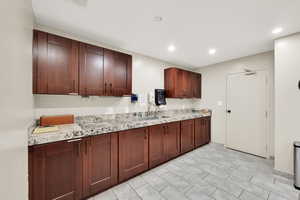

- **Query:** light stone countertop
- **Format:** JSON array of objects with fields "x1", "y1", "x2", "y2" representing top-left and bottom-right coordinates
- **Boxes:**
[{"x1": 28, "y1": 109, "x2": 211, "y2": 146}]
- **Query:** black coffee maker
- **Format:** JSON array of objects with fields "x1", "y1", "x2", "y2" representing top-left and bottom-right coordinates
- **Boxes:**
[{"x1": 155, "y1": 89, "x2": 166, "y2": 106}]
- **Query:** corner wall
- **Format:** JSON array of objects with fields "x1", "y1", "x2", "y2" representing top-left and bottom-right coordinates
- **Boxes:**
[
  {"x1": 0, "y1": 0, "x2": 34, "y2": 199},
  {"x1": 274, "y1": 33, "x2": 300, "y2": 174},
  {"x1": 194, "y1": 52, "x2": 275, "y2": 156}
]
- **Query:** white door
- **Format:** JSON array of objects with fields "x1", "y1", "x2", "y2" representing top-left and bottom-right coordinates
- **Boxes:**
[{"x1": 226, "y1": 70, "x2": 268, "y2": 157}]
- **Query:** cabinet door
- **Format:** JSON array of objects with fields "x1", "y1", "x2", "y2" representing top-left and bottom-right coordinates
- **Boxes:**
[
  {"x1": 192, "y1": 73, "x2": 201, "y2": 98},
  {"x1": 119, "y1": 128, "x2": 149, "y2": 182},
  {"x1": 203, "y1": 117, "x2": 211, "y2": 144},
  {"x1": 79, "y1": 43, "x2": 104, "y2": 96},
  {"x1": 83, "y1": 133, "x2": 118, "y2": 197},
  {"x1": 29, "y1": 140, "x2": 83, "y2": 200},
  {"x1": 194, "y1": 117, "x2": 211, "y2": 148},
  {"x1": 165, "y1": 122, "x2": 181, "y2": 160},
  {"x1": 33, "y1": 30, "x2": 79, "y2": 94},
  {"x1": 104, "y1": 49, "x2": 132, "y2": 96},
  {"x1": 149, "y1": 124, "x2": 166, "y2": 168},
  {"x1": 194, "y1": 118, "x2": 205, "y2": 148},
  {"x1": 177, "y1": 70, "x2": 188, "y2": 97},
  {"x1": 180, "y1": 119, "x2": 195, "y2": 154}
]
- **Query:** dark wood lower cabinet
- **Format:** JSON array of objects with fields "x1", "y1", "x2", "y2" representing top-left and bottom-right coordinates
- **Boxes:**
[
  {"x1": 194, "y1": 117, "x2": 211, "y2": 148},
  {"x1": 180, "y1": 119, "x2": 195, "y2": 154},
  {"x1": 149, "y1": 122, "x2": 181, "y2": 168},
  {"x1": 29, "y1": 139, "x2": 83, "y2": 200},
  {"x1": 149, "y1": 124, "x2": 166, "y2": 168},
  {"x1": 164, "y1": 122, "x2": 181, "y2": 160},
  {"x1": 118, "y1": 127, "x2": 149, "y2": 182},
  {"x1": 29, "y1": 118, "x2": 210, "y2": 200},
  {"x1": 83, "y1": 133, "x2": 118, "y2": 198}
]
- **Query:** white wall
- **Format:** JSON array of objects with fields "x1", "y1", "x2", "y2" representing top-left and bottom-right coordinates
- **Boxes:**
[
  {"x1": 0, "y1": 0, "x2": 34, "y2": 200},
  {"x1": 194, "y1": 52, "x2": 275, "y2": 156},
  {"x1": 34, "y1": 25, "x2": 199, "y2": 118},
  {"x1": 274, "y1": 33, "x2": 300, "y2": 174}
]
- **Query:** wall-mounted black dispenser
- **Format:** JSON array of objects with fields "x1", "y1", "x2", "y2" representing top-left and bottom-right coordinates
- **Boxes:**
[
  {"x1": 131, "y1": 93, "x2": 138, "y2": 103},
  {"x1": 155, "y1": 89, "x2": 166, "y2": 106}
]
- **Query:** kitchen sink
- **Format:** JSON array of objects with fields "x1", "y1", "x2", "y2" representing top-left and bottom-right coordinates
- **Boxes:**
[{"x1": 140, "y1": 116, "x2": 160, "y2": 121}]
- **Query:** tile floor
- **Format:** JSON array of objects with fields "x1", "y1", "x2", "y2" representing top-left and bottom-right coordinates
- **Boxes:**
[{"x1": 88, "y1": 143, "x2": 300, "y2": 200}]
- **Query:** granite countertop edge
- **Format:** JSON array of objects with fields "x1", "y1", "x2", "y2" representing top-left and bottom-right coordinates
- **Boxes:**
[{"x1": 28, "y1": 112, "x2": 211, "y2": 146}]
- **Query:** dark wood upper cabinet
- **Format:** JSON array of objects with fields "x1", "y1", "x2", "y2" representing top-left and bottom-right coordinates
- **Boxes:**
[
  {"x1": 79, "y1": 43, "x2": 104, "y2": 96},
  {"x1": 181, "y1": 119, "x2": 195, "y2": 154},
  {"x1": 33, "y1": 30, "x2": 132, "y2": 96},
  {"x1": 83, "y1": 133, "x2": 118, "y2": 198},
  {"x1": 119, "y1": 128, "x2": 149, "y2": 182},
  {"x1": 33, "y1": 30, "x2": 79, "y2": 95},
  {"x1": 29, "y1": 140, "x2": 83, "y2": 200},
  {"x1": 164, "y1": 67, "x2": 201, "y2": 98},
  {"x1": 192, "y1": 73, "x2": 202, "y2": 98},
  {"x1": 104, "y1": 49, "x2": 132, "y2": 96}
]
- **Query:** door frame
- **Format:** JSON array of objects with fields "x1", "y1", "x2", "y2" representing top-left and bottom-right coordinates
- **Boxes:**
[{"x1": 225, "y1": 69, "x2": 272, "y2": 158}]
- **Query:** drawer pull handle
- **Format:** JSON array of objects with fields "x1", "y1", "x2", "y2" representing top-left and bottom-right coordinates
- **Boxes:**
[{"x1": 67, "y1": 138, "x2": 82, "y2": 143}]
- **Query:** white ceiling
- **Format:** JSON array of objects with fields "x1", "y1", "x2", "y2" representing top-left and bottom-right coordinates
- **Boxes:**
[{"x1": 32, "y1": 0, "x2": 300, "y2": 68}]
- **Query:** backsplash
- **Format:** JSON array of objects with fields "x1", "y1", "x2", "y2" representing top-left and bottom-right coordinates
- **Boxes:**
[{"x1": 34, "y1": 94, "x2": 200, "y2": 118}]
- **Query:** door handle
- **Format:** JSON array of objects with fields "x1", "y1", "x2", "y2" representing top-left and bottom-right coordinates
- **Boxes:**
[
  {"x1": 227, "y1": 110, "x2": 231, "y2": 113},
  {"x1": 110, "y1": 83, "x2": 112, "y2": 95},
  {"x1": 68, "y1": 80, "x2": 77, "y2": 95},
  {"x1": 105, "y1": 82, "x2": 107, "y2": 94},
  {"x1": 85, "y1": 140, "x2": 88, "y2": 155},
  {"x1": 77, "y1": 142, "x2": 81, "y2": 156}
]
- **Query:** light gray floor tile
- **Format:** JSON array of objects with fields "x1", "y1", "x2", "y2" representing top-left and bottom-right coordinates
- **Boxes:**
[
  {"x1": 268, "y1": 193, "x2": 291, "y2": 200},
  {"x1": 211, "y1": 189, "x2": 239, "y2": 200},
  {"x1": 112, "y1": 183, "x2": 141, "y2": 200},
  {"x1": 142, "y1": 172, "x2": 169, "y2": 192},
  {"x1": 251, "y1": 175, "x2": 299, "y2": 199},
  {"x1": 229, "y1": 176, "x2": 269, "y2": 199},
  {"x1": 160, "y1": 186, "x2": 189, "y2": 200},
  {"x1": 239, "y1": 191, "x2": 264, "y2": 200},
  {"x1": 92, "y1": 190, "x2": 117, "y2": 200},
  {"x1": 183, "y1": 173, "x2": 211, "y2": 187},
  {"x1": 135, "y1": 184, "x2": 165, "y2": 200},
  {"x1": 204, "y1": 174, "x2": 243, "y2": 197},
  {"x1": 160, "y1": 172, "x2": 191, "y2": 192},
  {"x1": 128, "y1": 176, "x2": 148, "y2": 190},
  {"x1": 230, "y1": 168, "x2": 253, "y2": 181},
  {"x1": 184, "y1": 185, "x2": 215, "y2": 200}
]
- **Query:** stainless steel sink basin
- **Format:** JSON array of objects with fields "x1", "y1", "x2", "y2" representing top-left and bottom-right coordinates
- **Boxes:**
[
  {"x1": 140, "y1": 116, "x2": 160, "y2": 121},
  {"x1": 139, "y1": 116, "x2": 171, "y2": 121},
  {"x1": 160, "y1": 116, "x2": 171, "y2": 119}
]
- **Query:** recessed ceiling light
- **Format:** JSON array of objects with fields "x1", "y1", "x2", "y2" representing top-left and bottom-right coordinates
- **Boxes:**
[
  {"x1": 153, "y1": 16, "x2": 163, "y2": 22},
  {"x1": 168, "y1": 45, "x2": 176, "y2": 52},
  {"x1": 272, "y1": 27, "x2": 283, "y2": 34},
  {"x1": 209, "y1": 48, "x2": 216, "y2": 55}
]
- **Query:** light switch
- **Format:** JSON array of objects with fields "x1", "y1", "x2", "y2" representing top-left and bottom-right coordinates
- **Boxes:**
[{"x1": 217, "y1": 101, "x2": 223, "y2": 106}]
